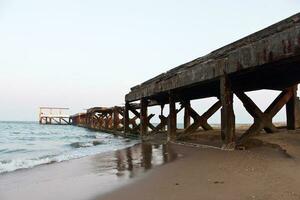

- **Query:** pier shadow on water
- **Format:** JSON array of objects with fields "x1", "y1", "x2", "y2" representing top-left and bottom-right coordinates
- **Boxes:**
[{"x1": 91, "y1": 143, "x2": 177, "y2": 179}]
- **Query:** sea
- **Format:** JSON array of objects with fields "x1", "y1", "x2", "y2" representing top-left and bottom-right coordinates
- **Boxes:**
[{"x1": 0, "y1": 121, "x2": 138, "y2": 174}]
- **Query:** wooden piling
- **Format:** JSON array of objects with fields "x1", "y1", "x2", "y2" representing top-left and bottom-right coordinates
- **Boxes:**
[
  {"x1": 124, "y1": 102, "x2": 130, "y2": 133},
  {"x1": 140, "y1": 98, "x2": 148, "y2": 137},
  {"x1": 220, "y1": 75, "x2": 236, "y2": 147},
  {"x1": 168, "y1": 92, "x2": 177, "y2": 140},
  {"x1": 113, "y1": 106, "x2": 120, "y2": 131},
  {"x1": 286, "y1": 85, "x2": 298, "y2": 130},
  {"x1": 183, "y1": 100, "x2": 191, "y2": 129}
]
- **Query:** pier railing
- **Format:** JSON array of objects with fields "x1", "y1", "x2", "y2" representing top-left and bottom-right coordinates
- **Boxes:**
[{"x1": 39, "y1": 107, "x2": 71, "y2": 125}]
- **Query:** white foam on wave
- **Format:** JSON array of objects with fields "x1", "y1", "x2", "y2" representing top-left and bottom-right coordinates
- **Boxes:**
[{"x1": 0, "y1": 140, "x2": 138, "y2": 174}]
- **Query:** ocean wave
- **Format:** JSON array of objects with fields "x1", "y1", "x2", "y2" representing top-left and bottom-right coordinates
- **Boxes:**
[
  {"x1": 0, "y1": 122, "x2": 139, "y2": 174},
  {"x1": 0, "y1": 156, "x2": 58, "y2": 174},
  {"x1": 0, "y1": 140, "x2": 135, "y2": 174},
  {"x1": 3, "y1": 148, "x2": 28, "y2": 154}
]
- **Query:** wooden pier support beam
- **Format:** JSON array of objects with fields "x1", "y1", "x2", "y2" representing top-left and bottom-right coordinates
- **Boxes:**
[
  {"x1": 124, "y1": 102, "x2": 130, "y2": 133},
  {"x1": 183, "y1": 100, "x2": 191, "y2": 129},
  {"x1": 113, "y1": 107, "x2": 120, "y2": 131},
  {"x1": 286, "y1": 85, "x2": 298, "y2": 130},
  {"x1": 168, "y1": 92, "x2": 177, "y2": 141},
  {"x1": 161, "y1": 104, "x2": 166, "y2": 131},
  {"x1": 220, "y1": 75, "x2": 236, "y2": 148},
  {"x1": 140, "y1": 98, "x2": 148, "y2": 137},
  {"x1": 236, "y1": 86, "x2": 296, "y2": 144}
]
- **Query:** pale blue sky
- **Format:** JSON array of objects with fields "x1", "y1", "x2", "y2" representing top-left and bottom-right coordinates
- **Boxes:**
[{"x1": 0, "y1": 0, "x2": 299, "y2": 122}]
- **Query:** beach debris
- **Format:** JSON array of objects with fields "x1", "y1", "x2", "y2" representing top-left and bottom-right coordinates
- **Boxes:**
[
  {"x1": 70, "y1": 140, "x2": 104, "y2": 148},
  {"x1": 213, "y1": 181, "x2": 224, "y2": 184}
]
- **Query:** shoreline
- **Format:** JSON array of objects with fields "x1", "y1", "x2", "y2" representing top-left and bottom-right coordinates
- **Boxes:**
[
  {"x1": 1, "y1": 130, "x2": 300, "y2": 200},
  {"x1": 0, "y1": 142, "x2": 177, "y2": 200}
]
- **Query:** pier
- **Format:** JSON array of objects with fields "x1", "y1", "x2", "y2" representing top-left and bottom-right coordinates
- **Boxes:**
[
  {"x1": 39, "y1": 107, "x2": 71, "y2": 125},
  {"x1": 71, "y1": 13, "x2": 300, "y2": 148}
]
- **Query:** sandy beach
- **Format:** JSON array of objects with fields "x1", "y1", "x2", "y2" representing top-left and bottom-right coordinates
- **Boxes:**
[
  {"x1": 97, "y1": 130, "x2": 300, "y2": 200},
  {"x1": 1, "y1": 130, "x2": 300, "y2": 200}
]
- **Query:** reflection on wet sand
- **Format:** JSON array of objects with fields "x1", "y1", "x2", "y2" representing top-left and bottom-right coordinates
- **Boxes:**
[{"x1": 92, "y1": 143, "x2": 177, "y2": 179}]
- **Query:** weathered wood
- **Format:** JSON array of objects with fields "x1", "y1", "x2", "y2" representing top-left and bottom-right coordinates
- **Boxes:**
[
  {"x1": 183, "y1": 101, "x2": 191, "y2": 129},
  {"x1": 202, "y1": 100, "x2": 222, "y2": 119},
  {"x1": 286, "y1": 85, "x2": 298, "y2": 130},
  {"x1": 140, "y1": 98, "x2": 148, "y2": 136},
  {"x1": 132, "y1": 124, "x2": 141, "y2": 133},
  {"x1": 113, "y1": 107, "x2": 120, "y2": 131},
  {"x1": 187, "y1": 106, "x2": 213, "y2": 131},
  {"x1": 236, "y1": 87, "x2": 294, "y2": 144},
  {"x1": 147, "y1": 114, "x2": 156, "y2": 131},
  {"x1": 151, "y1": 115, "x2": 168, "y2": 133},
  {"x1": 128, "y1": 106, "x2": 140, "y2": 118},
  {"x1": 220, "y1": 75, "x2": 236, "y2": 146},
  {"x1": 126, "y1": 13, "x2": 300, "y2": 102},
  {"x1": 168, "y1": 92, "x2": 177, "y2": 140},
  {"x1": 265, "y1": 88, "x2": 294, "y2": 118},
  {"x1": 160, "y1": 104, "x2": 166, "y2": 131},
  {"x1": 179, "y1": 100, "x2": 221, "y2": 138}
]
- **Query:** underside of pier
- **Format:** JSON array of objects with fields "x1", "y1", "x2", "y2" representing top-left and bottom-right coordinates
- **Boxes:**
[
  {"x1": 70, "y1": 13, "x2": 300, "y2": 149},
  {"x1": 123, "y1": 13, "x2": 300, "y2": 149}
]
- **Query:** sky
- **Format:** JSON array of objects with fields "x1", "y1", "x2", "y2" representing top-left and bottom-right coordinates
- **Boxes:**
[{"x1": 0, "y1": 0, "x2": 299, "y2": 122}]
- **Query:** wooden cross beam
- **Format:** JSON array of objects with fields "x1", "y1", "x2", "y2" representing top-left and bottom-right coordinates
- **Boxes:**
[
  {"x1": 178, "y1": 100, "x2": 221, "y2": 138},
  {"x1": 113, "y1": 107, "x2": 124, "y2": 131},
  {"x1": 126, "y1": 104, "x2": 141, "y2": 133},
  {"x1": 150, "y1": 115, "x2": 168, "y2": 134},
  {"x1": 113, "y1": 107, "x2": 120, "y2": 131},
  {"x1": 236, "y1": 87, "x2": 295, "y2": 144},
  {"x1": 99, "y1": 113, "x2": 106, "y2": 128},
  {"x1": 146, "y1": 114, "x2": 156, "y2": 131}
]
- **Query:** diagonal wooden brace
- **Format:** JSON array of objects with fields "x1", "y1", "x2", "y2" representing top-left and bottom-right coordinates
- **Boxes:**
[
  {"x1": 147, "y1": 114, "x2": 156, "y2": 131},
  {"x1": 151, "y1": 115, "x2": 168, "y2": 133},
  {"x1": 179, "y1": 100, "x2": 221, "y2": 138},
  {"x1": 236, "y1": 88, "x2": 294, "y2": 144}
]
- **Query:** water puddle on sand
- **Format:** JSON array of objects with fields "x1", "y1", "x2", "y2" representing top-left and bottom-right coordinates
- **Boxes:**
[{"x1": 91, "y1": 142, "x2": 178, "y2": 179}]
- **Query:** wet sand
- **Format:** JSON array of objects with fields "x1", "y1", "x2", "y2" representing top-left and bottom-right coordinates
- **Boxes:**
[
  {"x1": 1, "y1": 130, "x2": 300, "y2": 200},
  {"x1": 97, "y1": 130, "x2": 300, "y2": 200},
  {"x1": 0, "y1": 143, "x2": 177, "y2": 200}
]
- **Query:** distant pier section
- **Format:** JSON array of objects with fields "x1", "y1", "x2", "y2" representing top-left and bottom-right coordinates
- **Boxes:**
[{"x1": 39, "y1": 107, "x2": 71, "y2": 125}]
